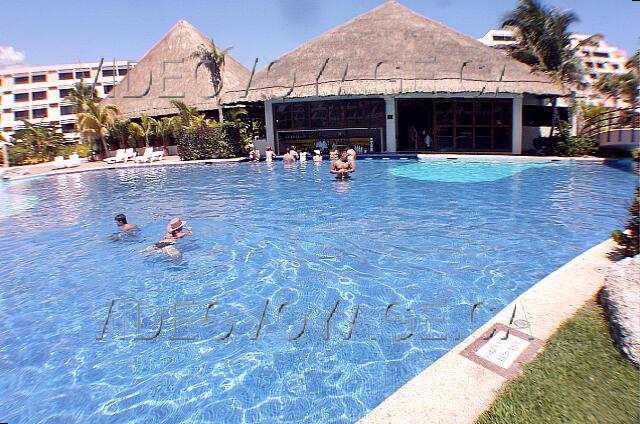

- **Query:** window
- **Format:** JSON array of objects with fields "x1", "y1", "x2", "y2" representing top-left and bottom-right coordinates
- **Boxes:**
[
  {"x1": 103, "y1": 84, "x2": 114, "y2": 94},
  {"x1": 32, "y1": 108, "x2": 48, "y2": 118},
  {"x1": 32, "y1": 91, "x2": 47, "y2": 101},
  {"x1": 59, "y1": 88, "x2": 72, "y2": 99},
  {"x1": 585, "y1": 62, "x2": 594, "y2": 68},
  {"x1": 593, "y1": 52, "x2": 610, "y2": 58},
  {"x1": 60, "y1": 105, "x2": 75, "y2": 115},
  {"x1": 59, "y1": 71, "x2": 73, "y2": 80},
  {"x1": 61, "y1": 122, "x2": 76, "y2": 133},
  {"x1": 31, "y1": 74, "x2": 47, "y2": 83},
  {"x1": 118, "y1": 67, "x2": 128, "y2": 76},
  {"x1": 492, "y1": 35, "x2": 515, "y2": 42},
  {"x1": 612, "y1": 64, "x2": 620, "y2": 70},
  {"x1": 75, "y1": 70, "x2": 90, "y2": 79},
  {"x1": 590, "y1": 73, "x2": 598, "y2": 79},
  {"x1": 102, "y1": 68, "x2": 115, "y2": 77},
  {"x1": 596, "y1": 63, "x2": 605, "y2": 69},
  {"x1": 14, "y1": 92, "x2": 29, "y2": 102},
  {"x1": 14, "y1": 110, "x2": 29, "y2": 120},
  {"x1": 13, "y1": 76, "x2": 29, "y2": 84}
]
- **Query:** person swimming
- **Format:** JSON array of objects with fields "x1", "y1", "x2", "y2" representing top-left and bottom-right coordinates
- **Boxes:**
[
  {"x1": 330, "y1": 151, "x2": 355, "y2": 179},
  {"x1": 114, "y1": 213, "x2": 137, "y2": 232},
  {"x1": 144, "y1": 218, "x2": 192, "y2": 258}
]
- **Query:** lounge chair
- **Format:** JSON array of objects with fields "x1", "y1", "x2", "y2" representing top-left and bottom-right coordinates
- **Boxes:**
[
  {"x1": 123, "y1": 148, "x2": 136, "y2": 162},
  {"x1": 151, "y1": 150, "x2": 164, "y2": 162},
  {"x1": 134, "y1": 147, "x2": 154, "y2": 163},
  {"x1": 53, "y1": 156, "x2": 67, "y2": 169},
  {"x1": 67, "y1": 153, "x2": 81, "y2": 168},
  {"x1": 105, "y1": 149, "x2": 126, "y2": 164}
]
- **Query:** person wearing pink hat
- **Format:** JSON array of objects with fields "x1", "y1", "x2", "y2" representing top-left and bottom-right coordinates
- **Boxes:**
[{"x1": 164, "y1": 217, "x2": 192, "y2": 240}]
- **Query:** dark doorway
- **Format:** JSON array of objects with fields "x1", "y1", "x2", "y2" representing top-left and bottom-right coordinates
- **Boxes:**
[{"x1": 397, "y1": 99, "x2": 434, "y2": 151}]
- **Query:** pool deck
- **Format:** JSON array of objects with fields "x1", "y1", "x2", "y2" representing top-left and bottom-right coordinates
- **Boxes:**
[
  {"x1": 358, "y1": 239, "x2": 617, "y2": 424},
  {"x1": 1, "y1": 153, "x2": 611, "y2": 182}
]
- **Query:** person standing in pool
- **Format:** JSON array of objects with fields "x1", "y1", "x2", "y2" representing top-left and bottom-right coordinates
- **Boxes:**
[
  {"x1": 347, "y1": 146, "x2": 357, "y2": 162},
  {"x1": 114, "y1": 213, "x2": 137, "y2": 232},
  {"x1": 265, "y1": 147, "x2": 275, "y2": 162},
  {"x1": 330, "y1": 151, "x2": 355, "y2": 178}
]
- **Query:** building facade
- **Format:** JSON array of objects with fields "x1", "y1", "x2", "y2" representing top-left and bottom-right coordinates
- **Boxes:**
[
  {"x1": 226, "y1": 1, "x2": 563, "y2": 154},
  {"x1": 0, "y1": 61, "x2": 131, "y2": 140}
]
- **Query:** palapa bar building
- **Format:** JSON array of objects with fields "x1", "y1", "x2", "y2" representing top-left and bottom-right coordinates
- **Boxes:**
[
  {"x1": 226, "y1": 1, "x2": 564, "y2": 154},
  {"x1": 108, "y1": 1, "x2": 565, "y2": 155}
]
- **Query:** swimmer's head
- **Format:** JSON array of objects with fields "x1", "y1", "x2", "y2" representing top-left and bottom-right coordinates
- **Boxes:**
[{"x1": 115, "y1": 214, "x2": 127, "y2": 226}]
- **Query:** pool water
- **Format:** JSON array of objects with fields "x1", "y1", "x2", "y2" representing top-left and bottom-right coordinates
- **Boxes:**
[{"x1": 0, "y1": 159, "x2": 636, "y2": 423}]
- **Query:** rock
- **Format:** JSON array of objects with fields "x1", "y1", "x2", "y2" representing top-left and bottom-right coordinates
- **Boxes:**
[{"x1": 599, "y1": 255, "x2": 640, "y2": 367}]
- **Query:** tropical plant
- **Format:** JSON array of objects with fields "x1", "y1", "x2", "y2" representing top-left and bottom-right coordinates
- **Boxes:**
[
  {"x1": 594, "y1": 74, "x2": 622, "y2": 107},
  {"x1": 108, "y1": 118, "x2": 133, "y2": 149},
  {"x1": 11, "y1": 120, "x2": 66, "y2": 163},
  {"x1": 65, "y1": 81, "x2": 99, "y2": 113},
  {"x1": 190, "y1": 39, "x2": 231, "y2": 96},
  {"x1": 128, "y1": 113, "x2": 157, "y2": 147},
  {"x1": 170, "y1": 100, "x2": 202, "y2": 127},
  {"x1": 155, "y1": 116, "x2": 178, "y2": 148},
  {"x1": 0, "y1": 132, "x2": 12, "y2": 167},
  {"x1": 611, "y1": 188, "x2": 640, "y2": 257},
  {"x1": 502, "y1": 0, "x2": 599, "y2": 137},
  {"x1": 77, "y1": 100, "x2": 121, "y2": 156}
]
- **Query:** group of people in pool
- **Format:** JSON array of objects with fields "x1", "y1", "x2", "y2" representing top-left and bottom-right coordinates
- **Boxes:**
[
  {"x1": 249, "y1": 145, "x2": 356, "y2": 178},
  {"x1": 113, "y1": 213, "x2": 191, "y2": 258}
]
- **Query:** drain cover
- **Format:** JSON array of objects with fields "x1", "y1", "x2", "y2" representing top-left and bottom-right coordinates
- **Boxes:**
[{"x1": 513, "y1": 319, "x2": 530, "y2": 329}]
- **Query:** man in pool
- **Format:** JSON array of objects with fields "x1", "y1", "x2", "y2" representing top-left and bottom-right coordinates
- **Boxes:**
[
  {"x1": 330, "y1": 151, "x2": 355, "y2": 178},
  {"x1": 114, "y1": 213, "x2": 137, "y2": 232}
]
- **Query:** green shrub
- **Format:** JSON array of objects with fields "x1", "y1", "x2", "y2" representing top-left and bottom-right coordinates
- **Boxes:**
[
  {"x1": 555, "y1": 135, "x2": 598, "y2": 156},
  {"x1": 176, "y1": 122, "x2": 247, "y2": 161},
  {"x1": 177, "y1": 125, "x2": 234, "y2": 160},
  {"x1": 611, "y1": 188, "x2": 640, "y2": 257}
]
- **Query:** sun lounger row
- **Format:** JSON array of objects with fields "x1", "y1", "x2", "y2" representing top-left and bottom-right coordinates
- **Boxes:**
[
  {"x1": 105, "y1": 148, "x2": 165, "y2": 164},
  {"x1": 53, "y1": 153, "x2": 82, "y2": 169}
]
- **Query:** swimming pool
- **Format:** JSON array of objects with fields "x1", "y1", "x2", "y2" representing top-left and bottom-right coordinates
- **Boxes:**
[{"x1": 0, "y1": 159, "x2": 636, "y2": 423}]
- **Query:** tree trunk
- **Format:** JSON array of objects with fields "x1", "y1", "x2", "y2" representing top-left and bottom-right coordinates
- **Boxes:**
[{"x1": 100, "y1": 135, "x2": 109, "y2": 159}]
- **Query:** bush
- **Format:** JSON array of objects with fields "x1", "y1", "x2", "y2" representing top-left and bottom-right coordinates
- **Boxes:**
[
  {"x1": 176, "y1": 122, "x2": 247, "y2": 161},
  {"x1": 533, "y1": 135, "x2": 597, "y2": 157},
  {"x1": 177, "y1": 125, "x2": 234, "y2": 160},
  {"x1": 611, "y1": 188, "x2": 640, "y2": 257},
  {"x1": 555, "y1": 136, "x2": 598, "y2": 157}
]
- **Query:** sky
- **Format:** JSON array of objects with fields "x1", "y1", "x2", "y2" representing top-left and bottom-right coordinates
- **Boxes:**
[{"x1": 0, "y1": 0, "x2": 638, "y2": 69}]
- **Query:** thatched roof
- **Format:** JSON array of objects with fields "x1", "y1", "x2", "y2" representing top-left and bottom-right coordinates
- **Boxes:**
[
  {"x1": 104, "y1": 20, "x2": 250, "y2": 118},
  {"x1": 225, "y1": 1, "x2": 563, "y2": 103}
]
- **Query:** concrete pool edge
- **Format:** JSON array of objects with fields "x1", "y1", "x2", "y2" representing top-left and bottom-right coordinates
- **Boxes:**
[{"x1": 359, "y1": 238, "x2": 616, "y2": 424}]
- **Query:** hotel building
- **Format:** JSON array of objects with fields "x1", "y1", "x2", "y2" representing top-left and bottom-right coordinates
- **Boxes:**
[{"x1": 0, "y1": 61, "x2": 132, "y2": 140}]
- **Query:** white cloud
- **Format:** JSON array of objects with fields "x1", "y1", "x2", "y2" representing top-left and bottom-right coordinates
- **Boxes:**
[{"x1": 0, "y1": 46, "x2": 26, "y2": 66}]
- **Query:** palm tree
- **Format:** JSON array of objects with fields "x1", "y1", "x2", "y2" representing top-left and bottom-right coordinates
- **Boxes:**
[
  {"x1": 502, "y1": 0, "x2": 599, "y2": 137},
  {"x1": 128, "y1": 113, "x2": 157, "y2": 147},
  {"x1": 12, "y1": 120, "x2": 65, "y2": 162},
  {"x1": 77, "y1": 100, "x2": 121, "y2": 157},
  {"x1": 155, "y1": 116, "x2": 178, "y2": 148},
  {"x1": 0, "y1": 132, "x2": 13, "y2": 167},
  {"x1": 594, "y1": 73, "x2": 622, "y2": 107},
  {"x1": 65, "y1": 81, "x2": 99, "y2": 113},
  {"x1": 108, "y1": 118, "x2": 133, "y2": 149},
  {"x1": 191, "y1": 40, "x2": 231, "y2": 121},
  {"x1": 170, "y1": 100, "x2": 200, "y2": 127}
]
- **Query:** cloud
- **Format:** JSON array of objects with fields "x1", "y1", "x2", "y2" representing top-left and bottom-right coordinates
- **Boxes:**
[{"x1": 0, "y1": 46, "x2": 26, "y2": 66}]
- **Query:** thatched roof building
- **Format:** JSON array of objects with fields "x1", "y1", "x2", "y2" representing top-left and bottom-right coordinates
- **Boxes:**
[
  {"x1": 226, "y1": 1, "x2": 562, "y2": 102},
  {"x1": 104, "y1": 20, "x2": 250, "y2": 118}
]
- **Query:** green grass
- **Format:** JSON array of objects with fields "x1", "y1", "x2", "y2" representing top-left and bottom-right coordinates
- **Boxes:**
[{"x1": 477, "y1": 303, "x2": 639, "y2": 424}]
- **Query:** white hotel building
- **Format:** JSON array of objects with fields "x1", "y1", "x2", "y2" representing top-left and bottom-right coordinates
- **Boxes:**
[
  {"x1": 0, "y1": 61, "x2": 131, "y2": 140},
  {"x1": 478, "y1": 30, "x2": 629, "y2": 105}
]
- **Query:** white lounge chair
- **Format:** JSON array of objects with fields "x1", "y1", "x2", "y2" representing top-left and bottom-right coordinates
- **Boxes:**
[
  {"x1": 123, "y1": 148, "x2": 136, "y2": 162},
  {"x1": 53, "y1": 156, "x2": 67, "y2": 169},
  {"x1": 135, "y1": 147, "x2": 154, "y2": 163},
  {"x1": 67, "y1": 153, "x2": 81, "y2": 168},
  {"x1": 105, "y1": 149, "x2": 126, "y2": 164},
  {"x1": 151, "y1": 150, "x2": 164, "y2": 162}
]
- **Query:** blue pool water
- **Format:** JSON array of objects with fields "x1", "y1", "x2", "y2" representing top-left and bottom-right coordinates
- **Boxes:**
[{"x1": 0, "y1": 159, "x2": 637, "y2": 423}]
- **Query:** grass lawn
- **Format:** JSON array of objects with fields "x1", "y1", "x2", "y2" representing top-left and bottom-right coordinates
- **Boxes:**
[{"x1": 477, "y1": 302, "x2": 639, "y2": 424}]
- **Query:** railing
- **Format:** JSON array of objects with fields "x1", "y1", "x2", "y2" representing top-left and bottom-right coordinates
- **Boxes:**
[{"x1": 580, "y1": 107, "x2": 639, "y2": 148}]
